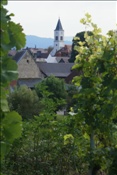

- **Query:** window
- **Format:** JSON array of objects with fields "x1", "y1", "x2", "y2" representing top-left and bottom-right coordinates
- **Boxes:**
[
  {"x1": 56, "y1": 36, "x2": 58, "y2": 40},
  {"x1": 60, "y1": 36, "x2": 63, "y2": 40}
]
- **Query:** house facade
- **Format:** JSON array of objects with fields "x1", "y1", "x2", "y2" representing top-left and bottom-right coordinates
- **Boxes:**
[{"x1": 11, "y1": 48, "x2": 44, "y2": 89}]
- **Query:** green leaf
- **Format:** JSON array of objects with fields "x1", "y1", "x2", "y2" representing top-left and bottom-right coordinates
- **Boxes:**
[
  {"x1": 1, "y1": 57, "x2": 18, "y2": 84},
  {"x1": 1, "y1": 0, "x2": 8, "y2": 5},
  {"x1": 0, "y1": 141, "x2": 10, "y2": 160},
  {"x1": 2, "y1": 111, "x2": 22, "y2": 143},
  {"x1": 0, "y1": 87, "x2": 9, "y2": 112},
  {"x1": 80, "y1": 18, "x2": 86, "y2": 24},
  {"x1": 85, "y1": 13, "x2": 91, "y2": 19},
  {"x1": 0, "y1": 99, "x2": 9, "y2": 112},
  {"x1": 1, "y1": 30, "x2": 10, "y2": 45}
]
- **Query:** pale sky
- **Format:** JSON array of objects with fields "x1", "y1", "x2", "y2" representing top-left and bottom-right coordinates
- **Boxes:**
[{"x1": 6, "y1": 1, "x2": 117, "y2": 38}]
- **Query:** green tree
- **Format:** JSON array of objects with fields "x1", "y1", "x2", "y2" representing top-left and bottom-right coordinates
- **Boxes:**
[
  {"x1": 69, "y1": 31, "x2": 92, "y2": 63},
  {"x1": 0, "y1": 0, "x2": 26, "y2": 165},
  {"x1": 72, "y1": 13, "x2": 117, "y2": 175},
  {"x1": 47, "y1": 46, "x2": 53, "y2": 54},
  {"x1": 66, "y1": 85, "x2": 79, "y2": 112},
  {"x1": 8, "y1": 86, "x2": 41, "y2": 120},
  {"x1": 35, "y1": 75, "x2": 67, "y2": 111},
  {"x1": 2, "y1": 114, "x2": 89, "y2": 175}
]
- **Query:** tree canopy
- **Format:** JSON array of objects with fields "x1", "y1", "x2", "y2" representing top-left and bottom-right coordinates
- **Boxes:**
[
  {"x1": 72, "y1": 13, "x2": 117, "y2": 175},
  {"x1": 35, "y1": 75, "x2": 67, "y2": 111},
  {"x1": 8, "y1": 86, "x2": 41, "y2": 120},
  {"x1": 69, "y1": 31, "x2": 92, "y2": 63}
]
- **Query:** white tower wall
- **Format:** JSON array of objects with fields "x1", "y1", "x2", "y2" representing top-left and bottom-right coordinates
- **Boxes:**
[{"x1": 54, "y1": 30, "x2": 64, "y2": 50}]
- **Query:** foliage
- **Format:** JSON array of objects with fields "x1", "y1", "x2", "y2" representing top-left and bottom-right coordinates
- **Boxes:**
[
  {"x1": 2, "y1": 114, "x2": 89, "y2": 175},
  {"x1": 66, "y1": 85, "x2": 79, "y2": 112},
  {"x1": 109, "y1": 148, "x2": 117, "y2": 175},
  {"x1": 0, "y1": 0, "x2": 26, "y2": 165},
  {"x1": 8, "y1": 86, "x2": 41, "y2": 120},
  {"x1": 1, "y1": 8, "x2": 117, "y2": 175},
  {"x1": 68, "y1": 31, "x2": 92, "y2": 63},
  {"x1": 35, "y1": 75, "x2": 67, "y2": 111},
  {"x1": 72, "y1": 13, "x2": 117, "y2": 174},
  {"x1": 47, "y1": 46, "x2": 53, "y2": 54},
  {"x1": 1, "y1": 111, "x2": 22, "y2": 161}
]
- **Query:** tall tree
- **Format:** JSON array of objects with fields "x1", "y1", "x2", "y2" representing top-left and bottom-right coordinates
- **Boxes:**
[
  {"x1": 72, "y1": 13, "x2": 117, "y2": 175},
  {"x1": 8, "y1": 86, "x2": 41, "y2": 120},
  {"x1": 69, "y1": 31, "x2": 92, "y2": 63},
  {"x1": 35, "y1": 75, "x2": 67, "y2": 111}
]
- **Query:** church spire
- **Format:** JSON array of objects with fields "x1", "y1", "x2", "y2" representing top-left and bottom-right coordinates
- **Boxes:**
[
  {"x1": 50, "y1": 18, "x2": 64, "y2": 56},
  {"x1": 55, "y1": 18, "x2": 64, "y2": 31}
]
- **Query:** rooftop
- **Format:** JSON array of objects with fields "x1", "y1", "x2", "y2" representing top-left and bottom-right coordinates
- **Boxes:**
[
  {"x1": 55, "y1": 18, "x2": 64, "y2": 31},
  {"x1": 13, "y1": 50, "x2": 26, "y2": 63},
  {"x1": 36, "y1": 62, "x2": 74, "y2": 77}
]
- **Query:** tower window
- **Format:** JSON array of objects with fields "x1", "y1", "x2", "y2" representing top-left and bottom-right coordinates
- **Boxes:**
[
  {"x1": 60, "y1": 36, "x2": 63, "y2": 40},
  {"x1": 56, "y1": 36, "x2": 58, "y2": 41}
]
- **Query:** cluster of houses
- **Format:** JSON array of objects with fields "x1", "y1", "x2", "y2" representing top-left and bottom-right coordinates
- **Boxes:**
[{"x1": 9, "y1": 18, "x2": 81, "y2": 90}]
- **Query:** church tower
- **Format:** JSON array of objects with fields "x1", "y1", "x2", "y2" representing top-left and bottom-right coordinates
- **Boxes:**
[{"x1": 51, "y1": 18, "x2": 64, "y2": 56}]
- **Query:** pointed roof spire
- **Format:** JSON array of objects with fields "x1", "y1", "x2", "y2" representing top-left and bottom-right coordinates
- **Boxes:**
[{"x1": 55, "y1": 18, "x2": 64, "y2": 31}]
